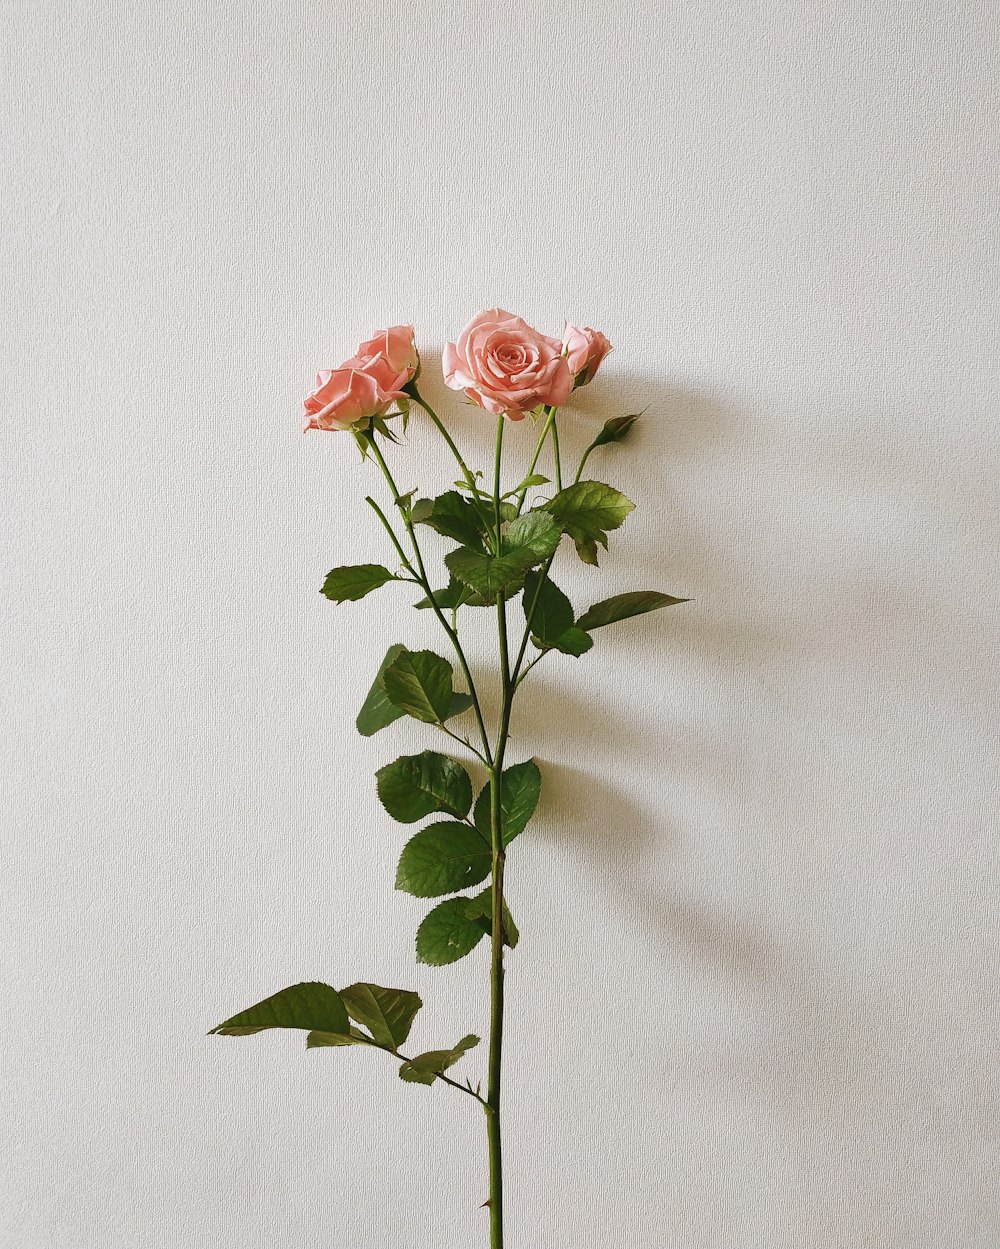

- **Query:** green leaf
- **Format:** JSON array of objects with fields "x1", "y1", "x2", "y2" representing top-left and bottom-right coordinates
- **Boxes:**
[
  {"x1": 398, "y1": 1034, "x2": 479, "y2": 1086},
  {"x1": 382, "y1": 649, "x2": 454, "y2": 723},
  {"x1": 465, "y1": 888, "x2": 519, "y2": 949},
  {"x1": 416, "y1": 897, "x2": 487, "y2": 965},
  {"x1": 545, "y1": 480, "x2": 635, "y2": 564},
  {"x1": 209, "y1": 982, "x2": 350, "y2": 1038},
  {"x1": 522, "y1": 570, "x2": 574, "y2": 645},
  {"x1": 409, "y1": 497, "x2": 434, "y2": 524},
  {"x1": 504, "y1": 473, "x2": 549, "y2": 497},
  {"x1": 377, "y1": 751, "x2": 473, "y2": 823},
  {"x1": 550, "y1": 626, "x2": 593, "y2": 656},
  {"x1": 502, "y1": 510, "x2": 562, "y2": 560},
  {"x1": 339, "y1": 983, "x2": 422, "y2": 1050},
  {"x1": 473, "y1": 760, "x2": 541, "y2": 846},
  {"x1": 446, "y1": 691, "x2": 474, "y2": 719},
  {"x1": 415, "y1": 490, "x2": 488, "y2": 550},
  {"x1": 396, "y1": 823, "x2": 492, "y2": 898},
  {"x1": 306, "y1": 1026, "x2": 374, "y2": 1048},
  {"x1": 414, "y1": 578, "x2": 491, "y2": 610},
  {"x1": 445, "y1": 511, "x2": 561, "y2": 600},
  {"x1": 590, "y1": 413, "x2": 640, "y2": 449},
  {"x1": 356, "y1": 643, "x2": 407, "y2": 737},
  {"x1": 445, "y1": 547, "x2": 538, "y2": 599},
  {"x1": 576, "y1": 590, "x2": 690, "y2": 631},
  {"x1": 320, "y1": 564, "x2": 397, "y2": 604}
]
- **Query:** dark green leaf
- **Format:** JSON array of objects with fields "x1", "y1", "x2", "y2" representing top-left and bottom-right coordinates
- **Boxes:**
[
  {"x1": 306, "y1": 1026, "x2": 374, "y2": 1048},
  {"x1": 545, "y1": 481, "x2": 635, "y2": 564},
  {"x1": 416, "y1": 898, "x2": 487, "y2": 965},
  {"x1": 445, "y1": 512, "x2": 561, "y2": 600},
  {"x1": 576, "y1": 590, "x2": 689, "y2": 631},
  {"x1": 522, "y1": 570, "x2": 574, "y2": 645},
  {"x1": 396, "y1": 823, "x2": 492, "y2": 898},
  {"x1": 210, "y1": 982, "x2": 350, "y2": 1038},
  {"x1": 325, "y1": 1018, "x2": 380, "y2": 1052},
  {"x1": 339, "y1": 983, "x2": 422, "y2": 1050},
  {"x1": 320, "y1": 564, "x2": 397, "y2": 604},
  {"x1": 446, "y1": 692, "x2": 474, "y2": 719},
  {"x1": 377, "y1": 751, "x2": 473, "y2": 823},
  {"x1": 415, "y1": 490, "x2": 488, "y2": 550},
  {"x1": 590, "y1": 413, "x2": 640, "y2": 449},
  {"x1": 465, "y1": 888, "x2": 519, "y2": 949},
  {"x1": 409, "y1": 497, "x2": 434, "y2": 524},
  {"x1": 398, "y1": 1034, "x2": 479, "y2": 1085},
  {"x1": 473, "y1": 760, "x2": 541, "y2": 846},
  {"x1": 382, "y1": 649, "x2": 454, "y2": 723},
  {"x1": 356, "y1": 643, "x2": 407, "y2": 737}
]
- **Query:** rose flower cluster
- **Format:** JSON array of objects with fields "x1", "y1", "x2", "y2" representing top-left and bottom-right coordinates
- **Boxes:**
[{"x1": 304, "y1": 309, "x2": 611, "y2": 431}]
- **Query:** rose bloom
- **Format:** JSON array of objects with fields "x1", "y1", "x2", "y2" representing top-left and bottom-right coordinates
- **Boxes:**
[
  {"x1": 304, "y1": 324, "x2": 417, "y2": 432},
  {"x1": 344, "y1": 324, "x2": 419, "y2": 381},
  {"x1": 443, "y1": 308, "x2": 573, "y2": 420},
  {"x1": 303, "y1": 367, "x2": 390, "y2": 432},
  {"x1": 563, "y1": 324, "x2": 612, "y2": 386}
]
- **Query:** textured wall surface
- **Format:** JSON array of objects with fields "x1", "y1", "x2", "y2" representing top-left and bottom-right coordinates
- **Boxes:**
[{"x1": 5, "y1": 2, "x2": 999, "y2": 1247}]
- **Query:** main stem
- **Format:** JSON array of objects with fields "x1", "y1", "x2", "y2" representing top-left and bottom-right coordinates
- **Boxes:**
[{"x1": 487, "y1": 413, "x2": 512, "y2": 1249}]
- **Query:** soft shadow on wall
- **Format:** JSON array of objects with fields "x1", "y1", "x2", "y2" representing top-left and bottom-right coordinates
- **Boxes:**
[{"x1": 492, "y1": 376, "x2": 999, "y2": 1247}]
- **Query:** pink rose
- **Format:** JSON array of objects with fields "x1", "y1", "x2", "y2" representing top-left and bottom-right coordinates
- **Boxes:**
[
  {"x1": 563, "y1": 324, "x2": 612, "y2": 386},
  {"x1": 442, "y1": 309, "x2": 573, "y2": 420},
  {"x1": 304, "y1": 324, "x2": 418, "y2": 433},
  {"x1": 303, "y1": 367, "x2": 389, "y2": 432},
  {"x1": 344, "y1": 324, "x2": 419, "y2": 380}
]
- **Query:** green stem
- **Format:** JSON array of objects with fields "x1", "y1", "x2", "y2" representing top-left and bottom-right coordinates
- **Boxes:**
[
  {"x1": 485, "y1": 411, "x2": 514, "y2": 1249},
  {"x1": 551, "y1": 420, "x2": 563, "y2": 492},
  {"x1": 514, "y1": 406, "x2": 555, "y2": 514},
  {"x1": 411, "y1": 389, "x2": 484, "y2": 498},
  {"x1": 492, "y1": 414, "x2": 505, "y2": 552},
  {"x1": 362, "y1": 430, "x2": 493, "y2": 764}
]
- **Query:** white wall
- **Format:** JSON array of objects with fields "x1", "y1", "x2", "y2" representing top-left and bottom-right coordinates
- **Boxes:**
[{"x1": 5, "y1": 2, "x2": 999, "y2": 1246}]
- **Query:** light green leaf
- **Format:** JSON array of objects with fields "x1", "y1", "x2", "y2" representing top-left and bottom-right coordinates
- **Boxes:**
[
  {"x1": 416, "y1": 897, "x2": 487, "y2": 965},
  {"x1": 210, "y1": 982, "x2": 350, "y2": 1038},
  {"x1": 396, "y1": 823, "x2": 492, "y2": 898},
  {"x1": 465, "y1": 888, "x2": 520, "y2": 949},
  {"x1": 445, "y1": 546, "x2": 538, "y2": 599},
  {"x1": 320, "y1": 564, "x2": 397, "y2": 604},
  {"x1": 504, "y1": 473, "x2": 550, "y2": 497},
  {"x1": 550, "y1": 626, "x2": 593, "y2": 656},
  {"x1": 502, "y1": 511, "x2": 562, "y2": 561},
  {"x1": 576, "y1": 591, "x2": 689, "y2": 631},
  {"x1": 398, "y1": 1034, "x2": 480, "y2": 1086},
  {"x1": 545, "y1": 480, "x2": 635, "y2": 564},
  {"x1": 522, "y1": 570, "x2": 574, "y2": 645},
  {"x1": 473, "y1": 759, "x2": 541, "y2": 846},
  {"x1": 377, "y1": 751, "x2": 473, "y2": 824},
  {"x1": 339, "y1": 983, "x2": 422, "y2": 1050},
  {"x1": 382, "y1": 649, "x2": 454, "y2": 723},
  {"x1": 356, "y1": 643, "x2": 407, "y2": 737}
]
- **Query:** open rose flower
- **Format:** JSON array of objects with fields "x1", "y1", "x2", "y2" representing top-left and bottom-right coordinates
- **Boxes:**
[
  {"x1": 563, "y1": 324, "x2": 612, "y2": 387},
  {"x1": 304, "y1": 324, "x2": 417, "y2": 432},
  {"x1": 344, "y1": 324, "x2": 419, "y2": 385},
  {"x1": 303, "y1": 367, "x2": 391, "y2": 432},
  {"x1": 443, "y1": 309, "x2": 573, "y2": 420}
]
